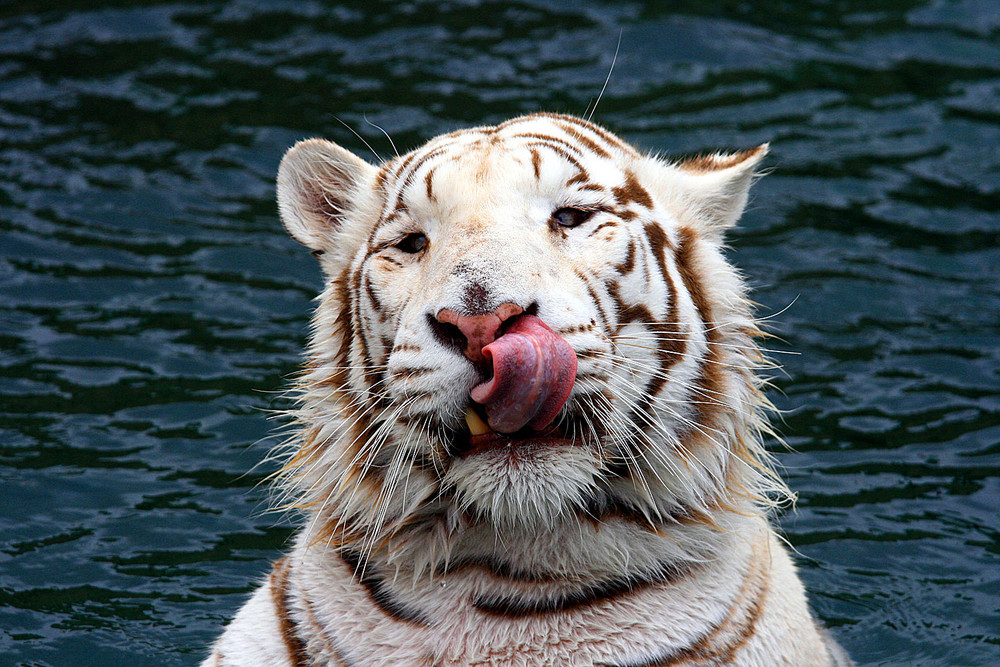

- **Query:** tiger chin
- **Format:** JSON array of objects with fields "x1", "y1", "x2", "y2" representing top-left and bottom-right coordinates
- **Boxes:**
[{"x1": 202, "y1": 113, "x2": 853, "y2": 666}]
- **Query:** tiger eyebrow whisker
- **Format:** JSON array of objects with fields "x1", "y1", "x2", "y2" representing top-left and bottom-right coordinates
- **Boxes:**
[
  {"x1": 334, "y1": 114, "x2": 384, "y2": 163},
  {"x1": 363, "y1": 113, "x2": 400, "y2": 159},
  {"x1": 586, "y1": 29, "x2": 622, "y2": 123}
]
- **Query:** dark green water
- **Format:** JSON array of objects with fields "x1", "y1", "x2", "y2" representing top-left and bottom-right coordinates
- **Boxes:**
[{"x1": 1, "y1": 1, "x2": 998, "y2": 665}]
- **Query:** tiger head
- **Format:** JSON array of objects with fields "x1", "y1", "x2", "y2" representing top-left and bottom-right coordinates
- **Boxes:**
[{"x1": 275, "y1": 114, "x2": 784, "y2": 561}]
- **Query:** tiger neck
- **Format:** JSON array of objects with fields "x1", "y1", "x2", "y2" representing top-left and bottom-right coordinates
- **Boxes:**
[{"x1": 317, "y1": 500, "x2": 763, "y2": 589}]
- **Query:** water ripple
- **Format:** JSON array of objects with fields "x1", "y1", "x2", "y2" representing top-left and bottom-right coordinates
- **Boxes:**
[{"x1": 1, "y1": 1, "x2": 998, "y2": 665}]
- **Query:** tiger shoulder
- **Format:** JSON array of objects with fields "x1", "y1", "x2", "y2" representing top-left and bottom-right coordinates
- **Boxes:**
[{"x1": 202, "y1": 113, "x2": 854, "y2": 667}]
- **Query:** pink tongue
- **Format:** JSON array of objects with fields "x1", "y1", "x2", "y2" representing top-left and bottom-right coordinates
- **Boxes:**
[{"x1": 469, "y1": 315, "x2": 577, "y2": 434}]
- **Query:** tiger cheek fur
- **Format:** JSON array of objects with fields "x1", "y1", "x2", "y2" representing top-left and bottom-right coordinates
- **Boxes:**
[{"x1": 203, "y1": 114, "x2": 853, "y2": 667}]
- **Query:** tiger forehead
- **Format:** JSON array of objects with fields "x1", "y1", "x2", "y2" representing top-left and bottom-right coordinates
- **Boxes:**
[{"x1": 379, "y1": 114, "x2": 640, "y2": 199}]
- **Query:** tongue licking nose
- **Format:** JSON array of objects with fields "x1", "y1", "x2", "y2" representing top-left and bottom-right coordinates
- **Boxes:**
[
  {"x1": 436, "y1": 306, "x2": 578, "y2": 435},
  {"x1": 470, "y1": 315, "x2": 577, "y2": 434}
]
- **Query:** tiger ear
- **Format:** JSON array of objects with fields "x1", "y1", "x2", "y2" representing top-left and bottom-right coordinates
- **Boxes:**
[
  {"x1": 670, "y1": 144, "x2": 769, "y2": 236},
  {"x1": 277, "y1": 139, "x2": 377, "y2": 251}
]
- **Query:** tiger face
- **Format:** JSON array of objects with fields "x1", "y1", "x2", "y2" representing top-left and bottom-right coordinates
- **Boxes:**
[{"x1": 277, "y1": 113, "x2": 778, "y2": 552}]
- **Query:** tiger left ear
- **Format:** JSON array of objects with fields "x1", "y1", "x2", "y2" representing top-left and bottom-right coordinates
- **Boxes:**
[
  {"x1": 276, "y1": 138, "x2": 378, "y2": 252},
  {"x1": 669, "y1": 144, "x2": 769, "y2": 236}
]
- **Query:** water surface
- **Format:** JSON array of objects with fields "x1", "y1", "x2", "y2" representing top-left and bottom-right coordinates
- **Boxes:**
[{"x1": 1, "y1": 2, "x2": 998, "y2": 665}]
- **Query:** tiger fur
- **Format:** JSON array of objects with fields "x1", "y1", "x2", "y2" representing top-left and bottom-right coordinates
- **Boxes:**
[{"x1": 202, "y1": 113, "x2": 853, "y2": 666}]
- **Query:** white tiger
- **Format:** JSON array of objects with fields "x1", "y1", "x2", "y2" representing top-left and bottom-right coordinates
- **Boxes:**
[{"x1": 202, "y1": 113, "x2": 853, "y2": 666}]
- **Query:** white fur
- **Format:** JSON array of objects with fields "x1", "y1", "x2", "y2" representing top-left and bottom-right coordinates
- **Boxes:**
[{"x1": 202, "y1": 114, "x2": 852, "y2": 666}]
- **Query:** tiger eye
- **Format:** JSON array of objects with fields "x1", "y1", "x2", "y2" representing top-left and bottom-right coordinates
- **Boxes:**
[
  {"x1": 551, "y1": 207, "x2": 593, "y2": 228},
  {"x1": 396, "y1": 232, "x2": 428, "y2": 254}
]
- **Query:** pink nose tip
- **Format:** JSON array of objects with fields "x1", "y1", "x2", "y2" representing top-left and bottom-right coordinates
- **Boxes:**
[{"x1": 436, "y1": 303, "x2": 524, "y2": 363}]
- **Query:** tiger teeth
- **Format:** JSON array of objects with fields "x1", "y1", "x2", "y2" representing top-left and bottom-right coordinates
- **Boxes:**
[{"x1": 464, "y1": 405, "x2": 492, "y2": 436}]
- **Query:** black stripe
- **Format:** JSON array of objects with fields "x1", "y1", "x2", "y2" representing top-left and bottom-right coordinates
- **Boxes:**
[
  {"x1": 341, "y1": 550, "x2": 431, "y2": 625},
  {"x1": 439, "y1": 555, "x2": 565, "y2": 583},
  {"x1": 471, "y1": 562, "x2": 690, "y2": 617}
]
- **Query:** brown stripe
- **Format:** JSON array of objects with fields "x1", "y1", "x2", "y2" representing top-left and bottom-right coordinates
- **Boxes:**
[
  {"x1": 518, "y1": 139, "x2": 588, "y2": 175},
  {"x1": 675, "y1": 226, "x2": 724, "y2": 426},
  {"x1": 675, "y1": 227, "x2": 713, "y2": 332},
  {"x1": 392, "y1": 149, "x2": 418, "y2": 180},
  {"x1": 615, "y1": 237, "x2": 637, "y2": 274},
  {"x1": 363, "y1": 272, "x2": 382, "y2": 313},
  {"x1": 399, "y1": 147, "x2": 448, "y2": 187},
  {"x1": 556, "y1": 321, "x2": 596, "y2": 337},
  {"x1": 347, "y1": 264, "x2": 377, "y2": 391},
  {"x1": 270, "y1": 557, "x2": 310, "y2": 667},
  {"x1": 531, "y1": 113, "x2": 638, "y2": 155},
  {"x1": 677, "y1": 145, "x2": 765, "y2": 173},
  {"x1": 302, "y1": 584, "x2": 350, "y2": 667},
  {"x1": 599, "y1": 547, "x2": 770, "y2": 666},
  {"x1": 574, "y1": 346, "x2": 605, "y2": 360},
  {"x1": 575, "y1": 372, "x2": 611, "y2": 386},
  {"x1": 331, "y1": 268, "x2": 354, "y2": 388},
  {"x1": 379, "y1": 334, "x2": 393, "y2": 361},
  {"x1": 531, "y1": 148, "x2": 541, "y2": 180},
  {"x1": 509, "y1": 132, "x2": 585, "y2": 156},
  {"x1": 373, "y1": 165, "x2": 388, "y2": 193},
  {"x1": 300, "y1": 583, "x2": 353, "y2": 667},
  {"x1": 612, "y1": 170, "x2": 653, "y2": 209},
  {"x1": 378, "y1": 255, "x2": 403, "y2": 268},
  {"x1": 630, "y1": 222, "x2": 685, "y2": 422},
  {"x1": 384, "y1": 147, "x2": 449, "y2": 221},
  {"x1": 391, "y1": 365, "x2": 435, "y2": 379},
  {"x1": 424, "y1": 166, "x2": 436, "y2": 201},
  {"x1": 565, "y1": 168, "x2": 591, "y2": 187},
  {"x1": 588, "y1": 220, "x2": 619, "y2": 237},
  {"x1": 553, "y1": 120, "x2": 612, "y2": 158},
  {"x1": 573, "y1": 267, "x2": 611, "y2": 329}
]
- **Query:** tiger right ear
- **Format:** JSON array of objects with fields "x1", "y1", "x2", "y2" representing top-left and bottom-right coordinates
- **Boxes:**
[
  {"x1": 668, "y1": 144, "x2": 769, "y2": 238},
  {"x1": 276, "y1": 139, "x2": 377, "y2": 251}
]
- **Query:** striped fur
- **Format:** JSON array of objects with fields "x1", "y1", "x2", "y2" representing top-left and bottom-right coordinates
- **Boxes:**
[{"x1": 203, "y1": 114, "x2": 852, "y2": 666}]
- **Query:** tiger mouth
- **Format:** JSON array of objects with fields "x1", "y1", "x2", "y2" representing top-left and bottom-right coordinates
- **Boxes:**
[
  {"x1": 449, "y1": 402, "x2": 579, "y2": 458},
  {"x1": 433, "y1": 312, "x2": 582, "y2": 459}
]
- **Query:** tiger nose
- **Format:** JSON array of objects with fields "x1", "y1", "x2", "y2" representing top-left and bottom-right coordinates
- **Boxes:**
[{"x1": 435, "y1": 303, "x2": 524, "y2": 363}]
